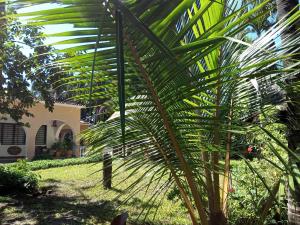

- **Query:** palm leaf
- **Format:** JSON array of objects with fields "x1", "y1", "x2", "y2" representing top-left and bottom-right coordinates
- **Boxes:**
[{"x1": 11, "y1": 1, "x2": 300, "y2": 224}]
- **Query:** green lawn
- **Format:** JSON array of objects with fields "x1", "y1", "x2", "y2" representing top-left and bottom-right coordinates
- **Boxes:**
[{"x1": 0, "y1": 161, "x2": 191, "y2": 225}]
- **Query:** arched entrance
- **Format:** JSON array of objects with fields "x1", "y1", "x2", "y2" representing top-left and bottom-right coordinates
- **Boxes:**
[
  {"x1": 34, "y1": 120, "x2": 76, "y2": 158},
  {"x1": 56, "y1": 124, "x2": 74, "y2": 143},
  {"x1": 53, "y1": 122, "x2": 75, "y2": 157}
]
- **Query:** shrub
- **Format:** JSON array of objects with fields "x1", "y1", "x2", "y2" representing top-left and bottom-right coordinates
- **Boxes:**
[
  {"x1": 6, "y1": 155, "x2": 102, "y2": 171},
  {"x1": 167, "y1": 159, "x2": 287, "y2": 225},
  {"x1": 228, "y1": 159, "x2": 287, "y2": 225},
  {"x1": 32, "y1": 154, "x2": 54, "y2": 161},
  {"x1": 0, "y1": 160, "x2": 39, "y2": 194},
  {"x1": 51, "y1": 141, "x2": 63, "y2": 150}
]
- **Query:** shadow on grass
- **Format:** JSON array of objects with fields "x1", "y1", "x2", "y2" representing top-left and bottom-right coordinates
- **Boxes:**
[
  {"x1": 0, "y1": 179, "x2": 164, "y2": 225},
  {"x1": 1, "y1": 180, "x2": 119, "y2": 225}
]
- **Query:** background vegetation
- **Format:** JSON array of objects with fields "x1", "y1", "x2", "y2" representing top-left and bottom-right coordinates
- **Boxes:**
[{"x1": 0, "y1": 0, "x2": 299, "y2": 224}]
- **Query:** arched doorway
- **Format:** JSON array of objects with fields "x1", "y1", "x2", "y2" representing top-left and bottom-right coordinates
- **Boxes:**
[
  {"x1": 54, "y1": 123, "x2": 74, "y2": 144},
  {"x1": 58, "y1": 125, "x2": 73, "y2": 143},
  {"x1": 52, "y1": 122, "x2": 75, "y2": 157},
  {"x1": 34, "y1": 121, "x2": 76, "y2": 158}
]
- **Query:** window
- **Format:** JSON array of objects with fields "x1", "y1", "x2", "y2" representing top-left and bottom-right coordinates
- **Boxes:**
[
  {"x1": 0, "y1": 123, "x2": 26, "y2": 145},
  {"x1": 35, "y1": 125, "x2": 47, "y2": 145}
]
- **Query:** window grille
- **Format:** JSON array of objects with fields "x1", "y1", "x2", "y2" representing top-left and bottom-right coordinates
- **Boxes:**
[
  {"x1": 35, "y1": 125, "x2": 47, "y2": 145},
  {"x1": 0, "y1": 123, "x2": 26, "y2": 145}
]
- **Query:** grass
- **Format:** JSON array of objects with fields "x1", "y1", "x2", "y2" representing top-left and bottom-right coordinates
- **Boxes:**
[{"x1": 0, "y1": 160, "x2": 191, "y2": 225}]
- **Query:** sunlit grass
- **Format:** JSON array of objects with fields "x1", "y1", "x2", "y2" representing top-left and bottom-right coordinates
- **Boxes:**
[{"x1": 37, "y1": 161, "x2": 190, "y2": 224}]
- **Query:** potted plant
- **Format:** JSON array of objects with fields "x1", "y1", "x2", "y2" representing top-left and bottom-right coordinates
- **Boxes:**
[
  {"x1": 62, "y1": 138, "x2": 74, "y2": 158},
  {"x1": 51, "y1": 142, "x2": 63, "y2": 158}
]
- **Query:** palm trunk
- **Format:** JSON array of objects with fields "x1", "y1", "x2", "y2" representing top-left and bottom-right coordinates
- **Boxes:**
[
  {"x1": 202, "y1": 151, "x2": 215, "y2": 221},
  {"x1": 276, "y1": 0, "x2": 300, "y2": 224},
  {"x1": 210, "y1": 76, "x2": 227, "y2": 225},
  {"x1": 222, "y1": 98, "x2": 233, "y2": 216}
]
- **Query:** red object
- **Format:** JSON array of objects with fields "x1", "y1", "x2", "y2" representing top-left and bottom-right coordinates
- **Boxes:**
[
  {"x1": 247, "y1": 146, "x2": 253, "y2": 153},
  {"x1": 228, "y1": 188, "x2": 235, "y2": 193}
]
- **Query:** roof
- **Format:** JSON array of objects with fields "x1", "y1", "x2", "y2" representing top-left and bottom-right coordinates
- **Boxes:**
[
  {"x1": 39, "y1": 101, "x2": 84, "y2": 109},
  {"x1": 80, "y1": 120, "x2": 90, "y2": 125}
]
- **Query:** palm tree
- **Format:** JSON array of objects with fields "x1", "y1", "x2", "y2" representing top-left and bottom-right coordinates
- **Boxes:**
[
  {"x1": 276, "y1": 0, "x2": 300, "y2": 224},
  {"x1": 11, "y1": 1, "x2": 300, "y2": 224}
]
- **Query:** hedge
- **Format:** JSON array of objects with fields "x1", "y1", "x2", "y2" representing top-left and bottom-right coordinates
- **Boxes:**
[
  {"x1": 0, "y1": 161, "x2": 39, "y2": 193},
  {"x1": 5, "y1": 156, "x2": 101, "y2": 171}
]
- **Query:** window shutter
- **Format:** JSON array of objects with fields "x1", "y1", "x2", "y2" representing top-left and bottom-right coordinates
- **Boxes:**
[
  {"x1": 0, "y1": 123, "x2": 26, "y2": 145},
  {"x1": 15, "y1": 125, "x2": 26, "y2": 145},
  {"x1": 2, "y1": 124, "x2": 14, "y2": 145},
  {"x1": 35, "y1": 125, "x2": 47, "y2": 145}
]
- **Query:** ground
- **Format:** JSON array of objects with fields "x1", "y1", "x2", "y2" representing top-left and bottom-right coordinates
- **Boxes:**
[{"x1": 0, "y1": 162, "x2": 191, "y2": 225}]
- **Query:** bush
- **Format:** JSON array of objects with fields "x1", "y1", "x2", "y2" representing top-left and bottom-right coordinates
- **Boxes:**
[
  {"x1": 6, "y1": 155, "x2": 102, "y2": 171},
  {"x1": 0, "y1": 160, "x2": 39, "y2": 194},
  {"x1": 32, "y1": 154, "x2": 54, "y2": 161},
  {"x1": 228, "y1": 159, "x2": 287, "y2": 225},
  {"x1": 167, "y1": 159, "x2": 287, "y2": 225},
  {"x1": 0, "y1": 156, "x2": 102, "y2": 194}
]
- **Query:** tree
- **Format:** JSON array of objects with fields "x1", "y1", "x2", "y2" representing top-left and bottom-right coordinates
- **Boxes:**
[
  {"x1": 246, "y1": 0, "x2": 277, "y2": 37},
  {"x1": 13, "y1": 1, "x2": 300, "y2": 224},
  {"x1": 0, "y1": 2, "x2": 54, "y2": 122},
  {"x1": 276, "y1": 0, "x2": 300, "y2": 224}
]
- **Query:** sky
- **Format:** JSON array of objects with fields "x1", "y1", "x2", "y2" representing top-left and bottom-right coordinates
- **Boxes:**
[
  {"x1": 15, "y1": 1, "x2": 292, "y2": 57},
  {"x1": 17, "y1": 3, "x2": 83, "y2": 55}
]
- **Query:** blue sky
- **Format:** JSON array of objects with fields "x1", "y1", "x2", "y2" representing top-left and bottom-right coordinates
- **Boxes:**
[
  {"x1": 17, "y1": 3, "x2": 80, "y2": 54},
  {"x1": 16, "y1": 1, "x2": 294, "y2": 55}
]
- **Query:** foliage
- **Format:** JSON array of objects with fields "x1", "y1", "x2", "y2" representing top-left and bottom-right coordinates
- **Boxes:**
[
  {"x1": 4, "y1": 156, "x2": 102, "y2": 171},
  {"x1": 51, "y1": 139, "x2": 74, "y2": 151},
  {"x1": 0, "y1": 159, "x2": 39, "y2": 193},
  {"x1": 11, "y1": 1, "x2": 300, "y2": 224},
  {"x1": 276, "y1": 1, "x2": 300, "y2": 224},
  {"x1": 0, "y1": 3, "x2": 64, "y2": 121},
  {"x1": 245, "y1": 0, "x2": 277, "y2": 37},
  {"x1": 168, "y1": 159, "x2": 287, "y2": 224},
  {"x1": 51, "y1": 141, "x2": 63, "y2": 150},
  {"x1": 229, "y1": 159, "x2": 287, "y2": 225},
  {"x1": 230, "y1": 105, "x2": 288, "y2": 159},
  {"x1": 32, "y1": 154, "x2": 54, "y2": 161},
  {"x1": 62, "y1": 137, "x2": 74, "y2": 150}
]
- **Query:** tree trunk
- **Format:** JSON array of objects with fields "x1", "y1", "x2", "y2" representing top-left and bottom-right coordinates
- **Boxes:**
[
  {"x1": 210, "y1": 75, "x2": 227, "y2": 225},
  {"x1": 103, "y1": 152, "x2": 112, "y2": 189},
  {"x1": 276, "y1": 0, "x2": 300, "y2": 224}
]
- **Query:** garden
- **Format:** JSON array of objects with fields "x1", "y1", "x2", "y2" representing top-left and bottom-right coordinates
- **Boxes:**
[
  {"x1": 0, "y1": 0, "x2": 300, "y2": 225},
  {"x1": 0, "y1": 158, "x2": 286, "y2": 225}
]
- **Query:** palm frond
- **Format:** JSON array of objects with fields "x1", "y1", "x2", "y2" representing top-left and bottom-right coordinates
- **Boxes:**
[{"x1": 11, "y1": 0, "x2": 300, "y2": 224}]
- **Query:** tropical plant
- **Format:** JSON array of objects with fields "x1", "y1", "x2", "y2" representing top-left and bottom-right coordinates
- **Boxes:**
[
  {"x1": 51, "y1": 141, "x2": 63, "y2": 151},
  {"x1": 245, "y1": 0, "x2": 277, "y2": 37},
  {"x1": 10, "y1": 0, "x2": 300, "y2": 224},
  {"x1": 276, "y1": 0, "x2": 300, "y2": 224}
]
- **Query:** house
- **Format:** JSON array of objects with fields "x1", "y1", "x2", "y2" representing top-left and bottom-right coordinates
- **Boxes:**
[{"x1": 0, "y1": 102, "x2": 89, "y2": 162}]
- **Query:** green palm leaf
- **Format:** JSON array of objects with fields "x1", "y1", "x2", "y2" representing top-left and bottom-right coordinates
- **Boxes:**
[{"x1": 10, "y1": 1, "x2": 300, "y2": 224}]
